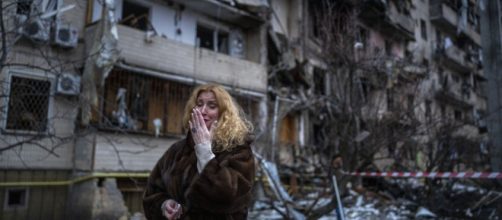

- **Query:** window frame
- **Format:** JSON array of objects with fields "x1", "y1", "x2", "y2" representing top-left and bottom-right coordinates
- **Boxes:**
[
  {"x1": 1, "y1": 69, "x2": 56, "y2": 135},
  {"x1": 195, "y1": 21, "x2": 232, "y2": 55},
  {"x1": 3, "y1": 188, "x2": 30, "y2": 211}
]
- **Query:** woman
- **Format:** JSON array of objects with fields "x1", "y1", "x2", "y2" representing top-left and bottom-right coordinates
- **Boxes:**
[{"x1": 143, "y1": 84, "x2": 255, "y2": 220}]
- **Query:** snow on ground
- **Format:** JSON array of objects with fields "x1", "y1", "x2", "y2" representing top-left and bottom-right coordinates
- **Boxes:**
[{"x1": 249, "y1": 178, "x2": 501, "y2": 220}]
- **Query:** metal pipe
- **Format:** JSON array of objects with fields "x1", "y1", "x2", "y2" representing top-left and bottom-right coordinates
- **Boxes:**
[
  {"x1": 332, "y1": 175, "x2": 346, "y2": 220},
  {"x1": 0, "y1": 172, "x2": 149, "y2": 187}
]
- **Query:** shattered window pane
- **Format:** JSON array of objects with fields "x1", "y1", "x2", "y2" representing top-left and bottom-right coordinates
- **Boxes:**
[
  {"x1": 6, "y1": 76, "x2": 51, "y2": 132},
  {"x1": 197, "y1": 25, "x2": 215, "y2": 51}
]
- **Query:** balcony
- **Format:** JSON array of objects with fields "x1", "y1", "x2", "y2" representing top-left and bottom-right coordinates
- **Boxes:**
[
  {"x1": 436, "y1": 43, "x2": 476, "y2": 74},
  {"x1": 453, "y1": 123, "x2": 480, "y2": 139},
  {"x1": 430, "y1": 1, "x2": 481, "y2": 46},
  {"x1": 359, "y1": 0, "x2": 415, "y2": 41},
  {"x1": 434, "y1": 87, "x2": 472, "y2": 109},
  {"x1": 86, "y1": 24, "x2": 267, "y2": 93}
]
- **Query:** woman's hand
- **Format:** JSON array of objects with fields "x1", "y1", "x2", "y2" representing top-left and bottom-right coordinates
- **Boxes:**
[
  {"x1": 161, "y1": 199, "x2": 182, "y2": 220},
  {"x1": 189, "y1": 108, "x2": 217, "y2": 145},
  {"x1": 190, "y1": 108, "x2": 217, "y2": 172}
]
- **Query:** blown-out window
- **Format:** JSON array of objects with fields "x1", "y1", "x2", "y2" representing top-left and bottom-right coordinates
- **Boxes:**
[
  {"x1": 196, "y1": 24, "x2": 229, "y2": 54},
  {"x1": 121, "y1": 0, "x2": 151, "y2": 31}
]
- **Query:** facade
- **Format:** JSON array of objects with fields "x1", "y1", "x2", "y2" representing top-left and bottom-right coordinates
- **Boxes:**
[
  {"x1": 420, "y1": 0, "x2": 488, "y2": 171},
  {"x1": 267, "y1": 0, "x2": 488, "y2": 177},
  {"x1": 0, "y1": 0, "x2": 85, "y2": 219},
  {"x1": 1, "y1": 0, "x2": 267, "y2": 219}
]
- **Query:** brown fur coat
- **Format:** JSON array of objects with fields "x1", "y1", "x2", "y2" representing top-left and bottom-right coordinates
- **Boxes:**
[{"x1": 143, "y1": 133, "x2": 255, "y2": 220}]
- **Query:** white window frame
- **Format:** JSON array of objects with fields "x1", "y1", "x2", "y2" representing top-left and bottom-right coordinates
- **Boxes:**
[
  {"x1": 3, "y1": 188, "x2": 30, "y2": 211},
  {"x1": 196, "y1": 20, "x2": 233, "y2": 54},
  {"x1": 1, "y1": 68, "x2": 56, "y2": 135}
]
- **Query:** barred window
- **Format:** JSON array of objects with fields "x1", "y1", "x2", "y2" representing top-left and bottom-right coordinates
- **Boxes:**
[
  {"x1": 102, "y1": 69, "x2": 194, "y2": 136},
  {"x1": 102, "y1": 69, "x2": 261, "y2": 136},
  {"x1": 6, "y1": 76, "x2": 51, "y2": 132}
]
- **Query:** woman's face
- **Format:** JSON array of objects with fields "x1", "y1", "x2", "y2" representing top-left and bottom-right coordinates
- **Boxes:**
[{"x1": 195, "y1": 91, "x2": 220, "y2": 129}]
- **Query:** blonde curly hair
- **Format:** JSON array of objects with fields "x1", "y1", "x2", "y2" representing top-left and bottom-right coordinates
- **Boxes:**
[{"x1": 182, "y1": 84, "x2": 253, "y2": 152}]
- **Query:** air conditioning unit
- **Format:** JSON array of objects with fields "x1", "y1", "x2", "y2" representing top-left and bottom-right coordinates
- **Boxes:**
[
  {"x1": 53, "y1": 22, "x2": 78, "y2": 48},
  {"x1": 23, "y1": 18, "x2": 51, "y2": 42},
  {"x1": 56, "y1": 73, "x2": 81, "y2": 95}
]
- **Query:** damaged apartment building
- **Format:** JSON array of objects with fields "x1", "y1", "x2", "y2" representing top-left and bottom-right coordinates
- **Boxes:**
[
  {"x1": 1, "y1": 0, "x2": 268, "y2": 219},
  {"x1": 266, "y1": 0, "x2": 489, "y2": 182}
]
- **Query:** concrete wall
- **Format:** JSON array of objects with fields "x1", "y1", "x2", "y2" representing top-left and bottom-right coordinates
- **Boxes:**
[
  {"x1": 114, "y1": 25, "x2": 267, "y2": 92},
  {"x1": 0, "y1": 170, "x2": 71, "y2": 220},
  {"x1": 0, "y1": 60, "x2": 79, "y2": 169},
  {"x1": 93, "y1": 133, "x2": 177, "y2": 171}
]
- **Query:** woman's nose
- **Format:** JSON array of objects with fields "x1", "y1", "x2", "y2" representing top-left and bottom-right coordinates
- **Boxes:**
[{"x1": 199, "y1": 105, "x2": 207, "y2": 114}]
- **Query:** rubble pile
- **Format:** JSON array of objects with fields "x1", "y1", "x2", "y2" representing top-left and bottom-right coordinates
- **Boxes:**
[{"x1": 250, "y1": 174, "x2": 501, "y2": 219}]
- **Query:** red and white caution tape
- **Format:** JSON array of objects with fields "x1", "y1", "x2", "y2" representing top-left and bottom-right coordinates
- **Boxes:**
[{"x1": 345, "y1": 171, "x2": 502, "y2": 179}]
